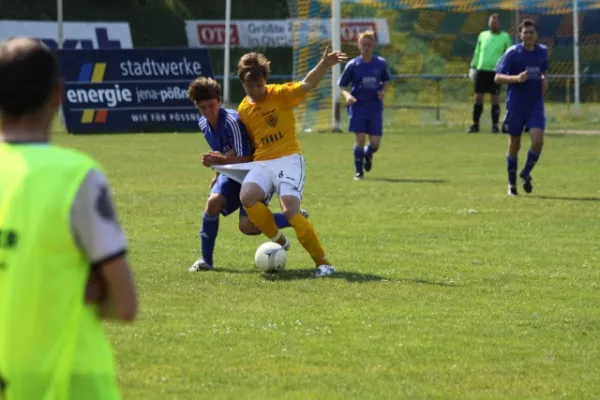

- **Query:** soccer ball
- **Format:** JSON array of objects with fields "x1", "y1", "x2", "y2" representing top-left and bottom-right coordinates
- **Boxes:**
[{"x1": 254, "y1": 242, "x2": 287, "y2": 272}]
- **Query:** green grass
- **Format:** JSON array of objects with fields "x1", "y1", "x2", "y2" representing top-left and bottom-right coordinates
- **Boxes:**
[
  {"x1": 55, "y1": 128, "x2": 600, "y2": 399},
  {"x1": 303, "y1": 102, "x2": 600, "y2": 133}
]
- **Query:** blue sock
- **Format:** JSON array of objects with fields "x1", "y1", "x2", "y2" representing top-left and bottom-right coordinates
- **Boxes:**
[
  {"x1": 521, "y1": 149, "x2": 540, "y2": 177},
  {"x1": 353, "y1": 145, "x2": 364, "y2": 175},
  {"x1": 200, "y1": 213, "x2": 219, "y2": 266},
  {"x1": 506, "y1": 155, "x2": 518, "y2": 186},
  {"x1": 274, "y1": 213, "x2": 291, "y2": 229},
  {"x1": 364, "y1": 143, "x2": 378, "y2": 158}
]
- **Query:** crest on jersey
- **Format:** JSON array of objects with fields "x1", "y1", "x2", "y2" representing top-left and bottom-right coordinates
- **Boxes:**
[{"x1": 265, "y1": 113, "x2": 278, "y2": 127}]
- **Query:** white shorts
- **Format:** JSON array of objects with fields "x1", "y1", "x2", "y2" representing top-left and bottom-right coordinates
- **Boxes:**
[{"x1": 213, "y1": 154, "x2": 306, "y2": 200}]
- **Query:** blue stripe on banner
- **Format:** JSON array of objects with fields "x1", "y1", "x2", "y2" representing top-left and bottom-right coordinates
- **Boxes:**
[{"x1": 78, "y1": 63, "x2": 93, "y2": 82}]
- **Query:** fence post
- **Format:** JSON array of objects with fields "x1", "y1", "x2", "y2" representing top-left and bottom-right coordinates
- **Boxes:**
[
  {"x1": 566, "y1": 79, "x2": 571, "y2": 113},
  {"x1": 436, "y1": 78, "x2": 441, "y2": 121}
]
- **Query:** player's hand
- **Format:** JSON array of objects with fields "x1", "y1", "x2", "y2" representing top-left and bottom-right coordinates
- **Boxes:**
[
  {"x1": 377, "y1": 91, "x2": 385, "y2": 101},
  {"x1": 517, "y1": 70, "x2": 528, "y2": 83},
  {"x1": 322, "y1": 45, "x2": 348, "y2": 67},
  {"x1": 202, "y1": 151, "x2": 224, "y2": 167},
  {"x1": 468, "y1": 67, "x2": 477, "y2": 82},
  {"x1": 85, "y1": 269, "x2": 106, "y2": 305},
  {"x1": 201, "y1": 153, "x2": 213, "y2": 167},
  {"x1": 346, "y1": 95, "x2": 357, "y2": 106}
]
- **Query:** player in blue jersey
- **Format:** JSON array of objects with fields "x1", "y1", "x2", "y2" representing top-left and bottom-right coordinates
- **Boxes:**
[
  {"x1": 186, "y1": 77, "x2": 299, "y2": 271},
  {"x1": 338, "y1": 30, "x2": 391, "y2": 180},
  {"x1": 494, "y1": 19, "x2": 549, "y2": 196}
]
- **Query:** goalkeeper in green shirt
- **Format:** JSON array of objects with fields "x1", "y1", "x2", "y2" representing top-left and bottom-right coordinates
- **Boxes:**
[{"x1": 468, "y1": 13, "x2": 512, "y2": 134}]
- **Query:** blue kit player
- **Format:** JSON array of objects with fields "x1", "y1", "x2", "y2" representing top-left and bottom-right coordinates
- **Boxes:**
[
  {"x1": 338, "y1": 30, "x2": 391, "y2": 180},
  {"x1": 186, "y1": 77, "x2": 298, "y2": 271},
  {"x1": 494, "y1": 19, "x2": 549, "y2": 196}
]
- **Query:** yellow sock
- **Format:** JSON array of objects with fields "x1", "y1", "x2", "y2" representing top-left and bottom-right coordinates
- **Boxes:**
[
  {"x1": 288, "y1": 213, "x2": 329, "y2": 266},
  {"x1": 244, "y1": 202, "x2": 280, "y2": 239}
]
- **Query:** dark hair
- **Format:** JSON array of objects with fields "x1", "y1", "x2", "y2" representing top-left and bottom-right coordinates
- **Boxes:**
[
  {"x1": 0, "y1": 38, "x2": 59, "y2": 119},
  {"x1": 187, "y1": 76, "x2": 222, "y2": 102},
  {"x1": 519, "y1": 19, "x2": 537, "y2": 33},
  {"x1": 237, "y1": 52, "x2": 270, "y2": 82}
]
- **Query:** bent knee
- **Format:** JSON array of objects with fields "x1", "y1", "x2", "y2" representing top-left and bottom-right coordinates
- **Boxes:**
[
  {"x1": 282, "y1": 209, "x2": 298, "y2": 221},
  {"x1": 240, "y1": 183, "x2": 266, "y2": 208},
  {"x1": 531, "y1": 133, "x2": 544, "y2": 147},
  {"x1": 205, "y1": 195, "x2": 225, "y2": 215},
  {"x1": 354, "y1": 134, "x2": 367, "y2": 147},
  {"x1": 280, "y1": 198, "x2": 301, "y2": 221},
  {"x1": 239, "y1": 219, "x2": 261, "y2": 235}
]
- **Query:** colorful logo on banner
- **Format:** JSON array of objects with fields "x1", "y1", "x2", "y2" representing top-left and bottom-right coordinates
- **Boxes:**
[{"x1": 77, "y1": 63, "x2": 108, "y2": 124}]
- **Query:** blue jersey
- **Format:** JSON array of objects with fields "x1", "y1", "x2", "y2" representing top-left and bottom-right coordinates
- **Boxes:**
[
  {"x1": 338, "y1": 55, "x2": 390, "y2": 115},
  {"x1": 198, "y1": 108, "x2": 251, "y2": 156},
  {"x1": 495, "y1": 43, "x2": 549, "y2": 112}
]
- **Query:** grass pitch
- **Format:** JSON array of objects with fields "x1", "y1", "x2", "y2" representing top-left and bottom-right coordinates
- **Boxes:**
[{"x1": 55, "y1": 127, "x2": 600, "y2": 399}]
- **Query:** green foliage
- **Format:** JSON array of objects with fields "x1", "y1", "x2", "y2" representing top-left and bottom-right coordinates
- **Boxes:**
[{"x1": 4, "y1": 0, "x2": 290, "y2": 46}]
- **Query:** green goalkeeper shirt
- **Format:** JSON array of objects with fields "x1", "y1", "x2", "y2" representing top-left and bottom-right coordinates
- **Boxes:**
[{"x1": 471, "y1": 30, "x2": 512, "y2": 71}]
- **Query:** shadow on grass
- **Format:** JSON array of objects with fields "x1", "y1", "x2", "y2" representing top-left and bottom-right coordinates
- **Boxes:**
[
  {"x1": 369, "y1": 177, "x2": 448, "y2": 184},
  {"x1": 210, "y1": 267, "x2": 257, "y2": 274},
  {"x1": 530, "y1": 195, "x2": 600, "y2": 202},
  {"x1": 261, "y1": 270, "x2": 457, "y2": 286},
  {"x1": 261, "y1": 269, "x2": 386, "y2": 282}
]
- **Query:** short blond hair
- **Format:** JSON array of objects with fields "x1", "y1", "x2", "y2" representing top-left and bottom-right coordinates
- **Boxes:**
[
  {"x1": 358, "y1": 30, "x2": 377, "y2": 43},
  {"x1": 237, "y1": 52, "x2": 270, "y2": 82}
]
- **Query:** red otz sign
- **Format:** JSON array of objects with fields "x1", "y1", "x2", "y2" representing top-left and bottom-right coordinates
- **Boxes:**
[
  {"x1": 196, "y1": 24, "x2": 240, "y2": 45},
  {"x1": 340, "y1": 22, "x2": 378, "y2": 43}
]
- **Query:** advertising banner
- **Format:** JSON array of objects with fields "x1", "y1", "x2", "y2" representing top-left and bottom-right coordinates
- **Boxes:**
[
  {"x1": 59, "y1": 49, "x2": 212, "y2": 133},
  {"x1": 185, "y1": 19, "x2": 391, "y2": 48}
]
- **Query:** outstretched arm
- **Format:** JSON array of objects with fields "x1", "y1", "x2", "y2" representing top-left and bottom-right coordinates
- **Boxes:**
[
  {"x1": 202, "y1": 118, "x2": 253, "y2": 166},
  {"x1": 202, "y1": 149, "x2": 252, "y2": 166},
  {"x1": 301, "y1": 45, "x2": 348, "y2": 92},
  {"x1": 495, "y1": 71, "x2": 527, "y2": 85},
  {"x1": 494, "y1": 49, "x2": 521, "y2": 85}
]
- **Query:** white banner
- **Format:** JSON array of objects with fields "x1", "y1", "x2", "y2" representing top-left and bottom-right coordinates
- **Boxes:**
[
  {"x1": 185, "y1": 19, "x2": 390, "y2": 48},
  {"x1": 0, "y1": 21, "x2": 134, "y2": 49}
]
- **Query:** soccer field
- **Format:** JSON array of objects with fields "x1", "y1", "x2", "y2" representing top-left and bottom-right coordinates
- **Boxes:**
[{"x1": 55, "y1": 127, "x2": 600, "y2": 399}]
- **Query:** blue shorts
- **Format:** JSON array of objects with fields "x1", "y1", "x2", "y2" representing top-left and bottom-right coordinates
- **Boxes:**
[
  {"x1": 349, "y1": 114, "x2": 383, "y2": 136},
  {"x1": 502, "y1": 108, "x2": 545, "y2": 137},
  {"x1": 211, "y1": 174, "x2": 244, "y2": 217},
  {"x1": 210, "y1": 174, "x2": 273, "y2": 217}
]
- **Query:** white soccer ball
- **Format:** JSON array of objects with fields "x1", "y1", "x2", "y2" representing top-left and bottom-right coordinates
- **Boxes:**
[{"x1": 254, "y1": 242, "x2": 287, "y2": 272}]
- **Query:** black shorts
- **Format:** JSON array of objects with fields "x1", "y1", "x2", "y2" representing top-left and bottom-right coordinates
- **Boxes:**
[{"x1": 474, "y1": 70, "x2": 501, "y2": 95}]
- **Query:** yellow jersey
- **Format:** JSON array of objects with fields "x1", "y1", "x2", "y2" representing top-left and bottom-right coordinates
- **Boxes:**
[{"x1": 238, "y1": 82, "x2": 306, "y2": 161}]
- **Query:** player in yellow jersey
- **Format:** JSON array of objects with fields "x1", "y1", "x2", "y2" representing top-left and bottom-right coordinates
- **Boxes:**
[
  {"x1": 0, "y1": 38, "x2": 137, "y2": 399},
  {"x1": 214, "y1": 46, "x2": 347, "y2": 277}
]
